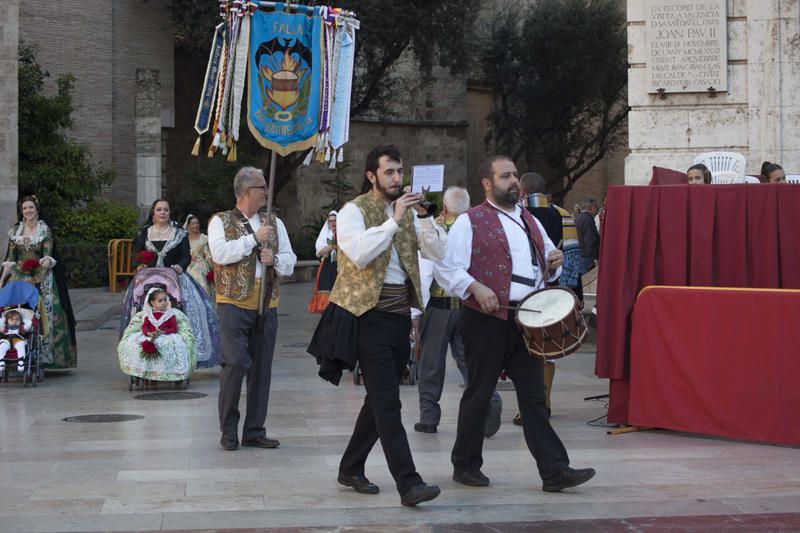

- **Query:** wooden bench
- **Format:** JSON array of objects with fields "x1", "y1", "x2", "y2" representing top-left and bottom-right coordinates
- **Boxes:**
[{"x1": 107, "y1": 239, "x2": 135, "y2": 292}]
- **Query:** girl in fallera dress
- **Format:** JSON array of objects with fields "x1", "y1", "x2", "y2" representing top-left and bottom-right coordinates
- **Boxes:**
[{"x1": 118, "y1": 287, "x2": 195, "y2": 382}]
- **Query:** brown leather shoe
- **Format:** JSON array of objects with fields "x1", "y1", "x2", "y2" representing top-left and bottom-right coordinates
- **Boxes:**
[
  {"x1": 219, "y1": 434, "x2": 239, "y2": 451},
  {"x1": 241, "y1": 436, "x2": 280, "y2": 449}
]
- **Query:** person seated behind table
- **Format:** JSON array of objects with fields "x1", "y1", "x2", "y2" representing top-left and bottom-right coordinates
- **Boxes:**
[
  {"x1": 687, "y1": 163, "x2": 712, "y2": 185},
  {"x1": 0, "y1": 309, "x2": 31, "y2": 372},
  {"x1": 760, "y1": 161, "x2": 786, "y2": 183},
  {"x1": 117, "y1": 287, "x2": 195, "y2": 382}
]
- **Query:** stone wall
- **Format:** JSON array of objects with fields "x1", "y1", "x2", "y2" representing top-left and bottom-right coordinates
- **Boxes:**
[
  {"x1": 18, "y1": 1, "x2": 175, "y2": 207},
  {"x1": 280, "y1": 119, "x2": 469, "y2": 235},
  {"x1": 0, "y1": 0, "x2": 19, "y2": 256},
  {"x1": 626, "y1": 0, "x2": 800, "y2": 183}
]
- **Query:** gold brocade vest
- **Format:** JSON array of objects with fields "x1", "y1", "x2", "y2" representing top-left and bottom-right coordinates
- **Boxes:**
[
  {"x1": 212, "y1": 210, "x2": 280, "y2": 307},
  {"x1": 329, "y1": 194, "x2": 423, "y2": 317}
]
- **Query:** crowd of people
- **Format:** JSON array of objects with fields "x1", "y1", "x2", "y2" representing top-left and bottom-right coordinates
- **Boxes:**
[{"x1": 7, "y1": 145, "x2": 794, "y2": 509}]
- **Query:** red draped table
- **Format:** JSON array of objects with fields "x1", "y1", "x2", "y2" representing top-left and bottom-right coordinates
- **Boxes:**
[
  {"x1": 628, "y1": 286, "x2": 800, "y2": 446},
  {"x1": 595, "y1": 184, "x2": 800, "y2": 442}
]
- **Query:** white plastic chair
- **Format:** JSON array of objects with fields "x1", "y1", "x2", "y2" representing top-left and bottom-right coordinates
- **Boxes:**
[
  {"x1": 786, "y1": 174, "x2": 800, "y2": 183},
  {"x1": 693, "y1": 152, "x2": 746, "y2": 184}
]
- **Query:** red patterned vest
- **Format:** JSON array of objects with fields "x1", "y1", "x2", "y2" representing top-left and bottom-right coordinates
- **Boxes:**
[{"x1": 464, "y1": 201, "x2": 546, "y2": 320}]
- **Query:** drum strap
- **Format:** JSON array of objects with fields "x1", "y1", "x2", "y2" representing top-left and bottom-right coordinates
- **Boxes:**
[{"x1": 494, "y1": 209, "x2": 547, "y2": 274}]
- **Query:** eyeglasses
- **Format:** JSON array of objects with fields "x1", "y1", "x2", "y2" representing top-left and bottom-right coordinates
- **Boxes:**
[{"x1": 248, "y1": 185, "x2": 267, "y2": 191}]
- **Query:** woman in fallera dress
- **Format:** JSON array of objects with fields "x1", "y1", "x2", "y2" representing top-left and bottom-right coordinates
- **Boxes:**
[
  {"x1": 184, "y1": 214, "x2": 216, "y2": 301},
  {"x1": 120, "y1": 199, "x2": 221, "y2": 369},
  {"x1": 0, "y1": 195, "x2": 77, "y2": 369}
]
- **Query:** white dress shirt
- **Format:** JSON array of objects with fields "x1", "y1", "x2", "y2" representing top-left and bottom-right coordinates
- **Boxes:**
[
  {"x1": 336, "y1": 200, "x2": 446, "y2": 284},
  {"x1": 434, "y1": 200, "x2": 561, "y2": 301},
  {"x1": 208, "y1": 212, "x2": 297, "y2": 279}
]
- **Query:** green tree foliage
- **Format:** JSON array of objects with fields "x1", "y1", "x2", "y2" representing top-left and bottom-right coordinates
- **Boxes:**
[
  {"x1": 17, "y1": 43, "x2": 115, "y2": 230},
  {"x1": 168, "y1": 0, "x2": 480, "y2": 197},
  {"x1": 480, "y1": 0, "x2": 628, "y2": 200}
]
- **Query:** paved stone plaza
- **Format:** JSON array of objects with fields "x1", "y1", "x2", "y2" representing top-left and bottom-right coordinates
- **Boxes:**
[{"x1": 1, "y1": 283, "x2": 799, "y2": 533}]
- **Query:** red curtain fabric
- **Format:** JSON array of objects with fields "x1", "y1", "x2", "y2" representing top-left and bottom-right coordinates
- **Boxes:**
[
  {"x1": 650, "y1": 166, "x2": 688, "y2": 185},
  {"x1": 628, "y1": 286, "x2": 800, "y2": 446},
  {"x1": 596, "y1": 184, "x2": 800, "y2": 423}
]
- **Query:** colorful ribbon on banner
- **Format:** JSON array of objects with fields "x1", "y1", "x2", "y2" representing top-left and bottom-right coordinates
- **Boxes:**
[{"x1": 192, "y1": 1, "x2": 359, "y2": 164}]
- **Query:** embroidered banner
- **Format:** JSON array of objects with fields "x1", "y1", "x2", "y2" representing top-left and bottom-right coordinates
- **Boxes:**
[
  {"x1": 247, "y1": 5, "x2": 322, "y2": 156},
  {"x1": 191, "y1": 23, "x2": 225, "y2": 156}
]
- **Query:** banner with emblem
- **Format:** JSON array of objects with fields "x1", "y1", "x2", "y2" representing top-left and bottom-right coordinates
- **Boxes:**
[{"x1": 247, "y1": 5, "x2": 323, "y2": 156}]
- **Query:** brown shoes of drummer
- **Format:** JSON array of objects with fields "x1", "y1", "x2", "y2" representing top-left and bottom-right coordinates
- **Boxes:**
[{"x1": 542, "y1": 467, "x2": 596, "y2": 492}]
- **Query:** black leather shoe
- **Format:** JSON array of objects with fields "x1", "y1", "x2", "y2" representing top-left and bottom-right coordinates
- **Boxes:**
[
  {"x1": 453, "y1": 469, "x2": 490, "y2": 487},
  {"x1": 337, "y1": 473, "x2": 380, "y2": 495},
  {"x1": 220, "y1": 434, "x2": 239, "y2": 451},
  {"x1": 401, "y1": 483, "x2": 441, "y2": 506},
  {"x1": 414, "y1": 423, "x2": 437, "y2": 434},
  {"x1": 542, "y1": 467, "x2": 596, "y2": 492},
  {"x1": 513, "y1": 413, "x2": 523, "y2": 426},
  {"x1": 241, "y1": 436, "x2": 280, "y2": 449}
]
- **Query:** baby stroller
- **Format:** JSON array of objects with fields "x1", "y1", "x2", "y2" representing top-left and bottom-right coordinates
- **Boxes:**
[
  {"x1": 119, "y1": 267, "x2": 191, "y2": 391},
  {"x1": 0, "y1": 281, "x2": 42, "y2": 387}
]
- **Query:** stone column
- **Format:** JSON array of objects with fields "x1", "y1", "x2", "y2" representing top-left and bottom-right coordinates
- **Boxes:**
[
  {"x1": 0, "y1": 1, "x2": 19, "y2": 256},
  {"x1": 747, "y1": 0, "x2": 800, "y2": 171},
  {"x1": 135, "y1": 68, "x2": 162, "y2": 221}
]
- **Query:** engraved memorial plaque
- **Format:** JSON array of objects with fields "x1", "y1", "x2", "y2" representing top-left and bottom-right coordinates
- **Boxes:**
[{"x1": 646, "y1": 0, "x2": 727, "y2": 93}]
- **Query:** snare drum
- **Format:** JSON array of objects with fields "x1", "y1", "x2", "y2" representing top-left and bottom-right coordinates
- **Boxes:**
[{"x1": 515, "y1": 288, "x2": 587, "y2": 360}]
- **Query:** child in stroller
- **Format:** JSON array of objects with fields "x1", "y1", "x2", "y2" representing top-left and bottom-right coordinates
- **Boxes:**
[
  {"x1": 0, "y1": 281, "x2": 42, "y2": 386},
  {"x1": 0, "y1": 309, "x2": 30, "y2": 372},
  {"x1": 118, "y1": 269, "x2": 195, "y2": 389}
]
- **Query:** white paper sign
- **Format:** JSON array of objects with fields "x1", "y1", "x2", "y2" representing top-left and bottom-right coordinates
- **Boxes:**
[{"x1": 411, "y1": 164, "x2": 445, "y2": 193}]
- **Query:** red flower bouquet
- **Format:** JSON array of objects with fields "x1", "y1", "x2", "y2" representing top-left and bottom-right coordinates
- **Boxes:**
[
  {"x1": 135, "y1": 250, "x2": 156, "y2": 267},
  {"x1": 20, "y1": 259, "x2": 41, "y2": 273},
  {"x1": 206, "y1": 270, "x2": 214, "y2": 282},
  {"x1": 140, "y1": 339, "x2": 160, "y2": 360}
]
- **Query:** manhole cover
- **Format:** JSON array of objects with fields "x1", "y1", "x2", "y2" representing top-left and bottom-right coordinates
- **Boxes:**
[
  {"x1": 282, "y1": 342, "x2": 308, "y2": 348},
  {"x1": 134, "y1": 391, "x2": 207, "y2": 401},
  {"x1": 63, "y1": 414, "x2": 144, "y2": 423}
]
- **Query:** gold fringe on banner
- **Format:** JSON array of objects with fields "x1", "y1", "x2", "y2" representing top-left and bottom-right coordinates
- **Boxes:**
[
  {"x1": 227, "y1": 143, "x2": 237, "y2": 162},
  {"x1": 191, "y1": 136, "x2": 201, "y2": 156}
]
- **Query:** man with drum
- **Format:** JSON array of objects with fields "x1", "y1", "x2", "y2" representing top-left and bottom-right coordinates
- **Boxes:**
[{"x1": 435, "y1": 155, "x2": 595, "y2": 492}]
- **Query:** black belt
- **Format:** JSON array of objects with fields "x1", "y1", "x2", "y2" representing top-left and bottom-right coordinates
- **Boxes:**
[
  {"x1": 427, "y1": 296, "x2": 461, "y2": 310},
  {"x1": 511, "y1": 274, "x2": 539, "y2": 287}
]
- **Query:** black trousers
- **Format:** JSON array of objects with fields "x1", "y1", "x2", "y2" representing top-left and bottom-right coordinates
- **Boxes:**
[
  {"x1": 339, "y1": 309, "x2": 423, "y2": 495},
  {"x1": 217, "y1": 304, "x2": 278, "y2": 440},
  {"x1": 452, "y1": 306, "x2": 570, "y2": 480}
]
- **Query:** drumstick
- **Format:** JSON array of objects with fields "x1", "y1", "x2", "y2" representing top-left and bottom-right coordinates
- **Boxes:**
[{"x1": 498, "y1": 305, "x2": 541, "y2": 313}]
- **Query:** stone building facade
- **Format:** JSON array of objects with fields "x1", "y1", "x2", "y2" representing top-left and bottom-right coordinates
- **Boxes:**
[
  {"x1": 4, "y1": 1, "x2": 627, "y2": 246},
  {"x1": 17, "y1": 0, "x2": 175, "y2": 217},
  {"x1": 0, "y1": 1, "x2": 19, "y2": 256},
  {"x1": 626, "y1": 0, "x2": 800, "y2": 183}
]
